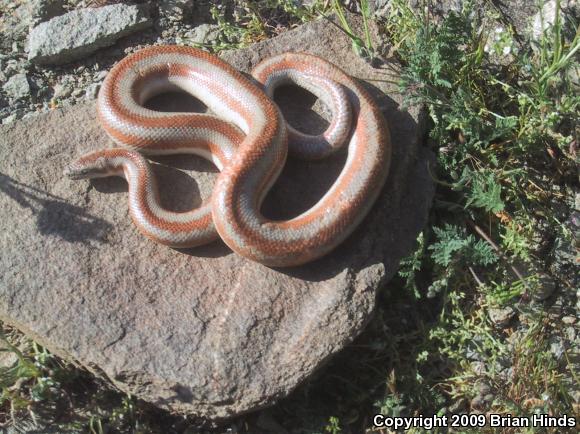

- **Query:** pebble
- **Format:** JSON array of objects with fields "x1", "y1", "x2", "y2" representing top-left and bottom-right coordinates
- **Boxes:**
[
  {"x1": 448, "y1": 398, "x2": 467, "y2": 414},
  {"x1": 180, "y1": 24, "x2": 221, "y2": 46},
  {"x1": 488, "y1": 306, "x2": 516, "y2": 327},
  {"x1": 549, "y1": 336, "x2": 566, "y2": 361},
  {"x1": 483, "y1": 393, "x2": 495, "y2": 404},
  {"x1": 85, "y1": 83, "x2": 100, "y2": 100},
  {"x1": 21, "y1": 112, "x2": 39, "y2": 121},
  {"x1": 52, "y1": 83, "x2": 72, "y2": 100},
  {"x1": 2, "y1": 73, "x2": 31, "y2": 100},
  {"x1": 94, "y1": 70, "x2": 108, "y2": 81},
  {"x1": 4, "y1": 59, "x2": 22, "y2": 78},
  {"x1": 477, "y1": 382, "x2": 491, "y2": 395},
  {"x1": 2, "y1": 113, "x2": 18, "y2": 124},
  {"x1": 531, "y1": 0, "x2": 579, "y2": 41},
  {"x1": 470, "y1": 361, "x2": 486, "y2": 375},
  {"x1": 562, "y1": 316, "x2": 576, "y2": 325},
  {"x1": 470, "y1": 394, "x2": 486, "y2": 409},
  {"x1": 533, "y1": 273, "x2": 558, "y2": 301}
]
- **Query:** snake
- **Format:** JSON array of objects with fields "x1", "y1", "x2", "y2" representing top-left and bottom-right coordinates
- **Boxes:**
[{"x1": 65, "y1": 45, "x2": 391, "y2": 267}]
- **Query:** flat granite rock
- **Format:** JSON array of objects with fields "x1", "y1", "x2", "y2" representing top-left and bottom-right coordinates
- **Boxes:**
[{"x1": 0, "y1": 17, "x2": 434, "y2": 420}]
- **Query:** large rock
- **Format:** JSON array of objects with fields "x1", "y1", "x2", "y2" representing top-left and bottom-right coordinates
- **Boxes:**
[
  {"x1": 27, "y1": 3, "x2": 152, "y2": 65},
  {"x1": 0, "y1": 17, "x2": 434, "y2": 420}
]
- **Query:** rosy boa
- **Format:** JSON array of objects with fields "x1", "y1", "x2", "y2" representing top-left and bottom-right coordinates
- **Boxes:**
[{"x1": 65, "y1": 46, "x2": 391, "y2": 266}]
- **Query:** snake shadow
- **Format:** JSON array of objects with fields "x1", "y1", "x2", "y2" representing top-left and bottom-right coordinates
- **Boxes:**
[{"x1": 0, "y1": 172, "x2": 113, "y2": 244}]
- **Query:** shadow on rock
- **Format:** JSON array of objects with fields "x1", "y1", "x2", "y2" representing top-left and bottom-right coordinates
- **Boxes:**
[
  {"x1": 175, "y1": 239, "x2": 231, "y2": 259},
  {"x1": 0, "y1": 172, "x2": 112, "y2": 244}
]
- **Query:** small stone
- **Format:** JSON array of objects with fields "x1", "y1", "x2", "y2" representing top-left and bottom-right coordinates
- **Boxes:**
[
  {"x1": 549, "y1": 336, "x2": 566, "y2": 361},
  {"x1": 28, "y1": 4, "x2": 152, "y2": 65},
  {"x1": 85, "y1": 83, "x2": 100, "y2": 100},
  {"x1": 94, "y1": 70, "x2": 108, "y2": 81},
  {"x1": 564, "y1": 326, "x2": 575, "y2": 341},
  {"x1": 53, "y1": 83, "x2": 72, "y2": 100},
  {"x1": 470, "y1": 361, "x2": 486, "y2": 375},
  {"x1": 159, "y1": 0, "x2": 193, "y2": 21},
  {"x1": 477, "y1": 382, "x2": 492, "y2": 395},
  {"x1": 496, "y1": 354, "x2": 511, "y2": 368},
  {"x1": 0, "y1": 347, "x2": 18, "y2": 369},
  {"x1": 470, "y1": 395, "x2": 485, "y2": 410},
  {"x1": 2, "y1": 73, "x2": 31, "y2": 100},
  {"x1": 562, "y1": 316, "x2": 576, "y2": 325},
  {"x1": 448, "y1": 398, "x2": 467, "y2": 414},
  {"x1": 533, "y1": 273, "x2": 558, "y2": 301},
  {"x1": 36, "y1": 85, "x2": 50, "y2": 99},
  {"x1": 3, "y1": 59, "x2": 21, "y2": 78},
  {"x1": 183, "y1": 24, "x2": 221, "y2": 46},
  {"x1": 21, "y1": 112, "x2": 39, "y2": 121},
  {"x1": 2, "y1": 113, "x2": 18, "y2": 124},
  {"x1": 488, "y1": 306, "x2": 516, "y2": 327}
]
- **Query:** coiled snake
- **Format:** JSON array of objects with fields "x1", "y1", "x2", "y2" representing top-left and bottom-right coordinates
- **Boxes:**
[{"x1": 65, "y1": 46, "x2": 391, "y2": 267}]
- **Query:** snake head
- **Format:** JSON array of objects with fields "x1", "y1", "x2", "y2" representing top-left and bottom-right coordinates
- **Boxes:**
[{"x1": 64, "y1": 151, "x2": 117, "y2": 180}]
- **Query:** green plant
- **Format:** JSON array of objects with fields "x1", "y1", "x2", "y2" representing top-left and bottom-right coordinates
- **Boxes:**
[
  {"x1": 192, "y1": 1, "x2": 326, "y2": 52},
  {"x1": 331, "y1": 0, "x2": 376, "y2": 60},
  {"x1": 387, "y1": 0, "x2": 578, "y2": 426},
  {"x1": 391, "y1": 0, "x2": 578, "y2": 298},
  {"x1": 324, "y1": 415, "x2": 342, "y2": 434}
]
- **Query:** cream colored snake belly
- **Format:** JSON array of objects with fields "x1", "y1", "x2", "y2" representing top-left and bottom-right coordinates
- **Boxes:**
[{"x1": 65, "y1": 46, "x2": 391, "y2": 267}]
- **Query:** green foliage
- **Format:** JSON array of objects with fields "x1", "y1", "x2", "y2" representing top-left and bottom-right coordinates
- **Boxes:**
[
  {"x1": 389, "y1": 0, "x2": 577, "y2": 425},
  {"x1": 392, "y1": 0, "x2": 578, "y2": 299},
  {"x1": 430, "y1": 224, "x2": 498, "y2": 268},
  {"x1": 332, "y1": 0, "x2": 376, "y2": 60},
  {"x1": 486, "y1": 278, "x2": 528, "y2": 306},
  {"x1": 193, "y1": 1, "x2": 326, "y2": 52},
  {"x1": 324, "y1": 416, "x2": 342, "y2": 434},
  {"x1": 398, "y1": 231, "x2": 426, "y2": 298},
  {"x1": 465, "y1": 171, "x2": 505, "y2": 213},
  {"x1": 392, "y1": 0, "x2": 578, "y2": 215}
]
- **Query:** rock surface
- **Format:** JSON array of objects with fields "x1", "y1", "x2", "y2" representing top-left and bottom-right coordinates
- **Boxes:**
[
  {"x1": 27, "y1": 3, "x2": 152, "y2": 65},
  {"x1": 0, "y1": 18, "x2": 434, "y2": 420}
]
